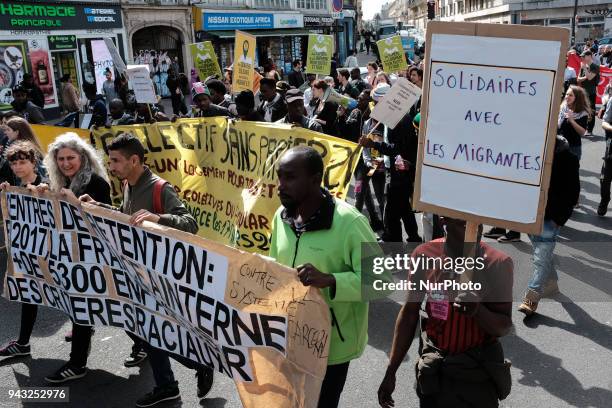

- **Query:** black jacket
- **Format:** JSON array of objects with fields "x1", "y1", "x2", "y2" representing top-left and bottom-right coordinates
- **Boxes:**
[
  {"x1": 545, "y1": 136, "x2": 580, "y2": 226},
  {"x1": 68, "y1": 172, "x2": 112, "y2": 204},
  {"x1": 197, "y1": 104, "x2": 230, "y2": 118},
  {"x1": 288, "y1": 70, "x2": 306, "y2": 88},
  {"x1": 258, "y1": 94, "x2": 287, "y2": 123},
  {"x1": 26, "y1": 84, "x2": 45, "y2": 108},
  {"x1": 336, "y1": 107, "x2": 367, "y2": 143}
]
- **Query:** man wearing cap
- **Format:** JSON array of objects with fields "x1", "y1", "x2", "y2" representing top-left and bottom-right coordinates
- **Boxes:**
[
  {"x1": 235, "y1": 90, "x2": 264, "y2": 121},
  {"x1": 205, "y1": 79, "x2": 234, "y2": 113},
  {"x1": 276, "y1": 81, "x2": 291, "y2": 100},
  {"x1": 191, "y1": 82, "x2": 230, "y2": 118},
  {"x1": 11, "y1": 85, "x2": 45, "y2": 124},
  {"x1": 578, "y1": 50, "x2": 599, "y2": 136},
  {"x1": 257, "y1": 78, "x2": 287, "y2": 122},
  {"x1": 276, "y1": 89, "x2": 323, "y2": 132}
]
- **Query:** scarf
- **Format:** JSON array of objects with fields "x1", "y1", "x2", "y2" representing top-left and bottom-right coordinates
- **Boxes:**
[{"x1": 558, "y1": 103, "x2": 588, "y2": 128}]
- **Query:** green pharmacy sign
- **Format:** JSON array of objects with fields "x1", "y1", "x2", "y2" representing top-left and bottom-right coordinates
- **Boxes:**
[{"x1": 48, "y1": 35, "x2": 77, "y2": 50}]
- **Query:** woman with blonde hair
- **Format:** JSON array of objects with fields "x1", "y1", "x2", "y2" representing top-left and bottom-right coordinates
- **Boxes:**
[{"x1": 36, "y1": 132, "x2": 112, "y2": 383}]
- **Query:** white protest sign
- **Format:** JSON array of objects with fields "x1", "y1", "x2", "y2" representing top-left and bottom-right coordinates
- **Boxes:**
[
  {"x1": 414, "y1": 22, "x2": 568, "y2": 234},
  {"x1": 127, "y1": 64, "x2": 157, "y2": 104},
  {"x1": 370, "y1": 77, "x2": 422, "y2": 129},
  {"x1": 103, "y1": 38, "x2": 127, "y2": 77},
  {"x1": 91, "y1": 40, "x2": 113, "y2": 95}
]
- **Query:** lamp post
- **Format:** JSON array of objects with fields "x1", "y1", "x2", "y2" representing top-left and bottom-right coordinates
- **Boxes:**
[{"x1": 571, "y1": 0, "x2": 579, "y2": 45}]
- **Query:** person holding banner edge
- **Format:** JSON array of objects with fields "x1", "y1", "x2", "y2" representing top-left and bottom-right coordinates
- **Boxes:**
[
  {"x1": 79, "y1": 133, "x2": 214, "y2": 407},
  {"x1": 269, "y1": 146, "x2": 379, "y2": 408}
]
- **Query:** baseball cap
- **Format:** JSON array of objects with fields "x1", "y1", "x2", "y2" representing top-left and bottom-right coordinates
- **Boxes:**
[
  {"x1": 372, "y1": 83, "x2": 391, "y2": 102},
  {"x1": 285, "y1": 88, "x2": 304, "y2": 104},
  {"x1": 191, "y1": 82, "x2": 211, "y2": 100}
]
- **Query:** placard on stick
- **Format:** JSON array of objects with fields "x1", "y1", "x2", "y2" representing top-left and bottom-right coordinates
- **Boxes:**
[
  {"x1": 127, "y1": 64, "x2": 157, "y2": 104},
  {"x1": 413, "y1": 22, "x2": 568, "y2": 235},
  {"x1": 370, "y1": 77, "x2": 422, "y2": 129}
]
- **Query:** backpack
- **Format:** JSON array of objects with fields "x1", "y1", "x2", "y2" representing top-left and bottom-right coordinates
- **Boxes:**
[{"x1": 123, "y1": 178, "x2": 168, "y2": 214}]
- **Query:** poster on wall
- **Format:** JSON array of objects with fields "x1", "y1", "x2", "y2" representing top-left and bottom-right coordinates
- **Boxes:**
[
  {"x1": 91, "y1": 40, "x2": 114, "y2": 95},
  {"x1": 0, "y1": 40, "x2": 29, "y2": 110},
  {"x1": 27, "y1": 39, "x2": 57, "y2": 107}
]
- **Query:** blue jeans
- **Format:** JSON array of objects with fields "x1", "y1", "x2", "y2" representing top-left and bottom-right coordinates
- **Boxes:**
[{"x1": 528, "y1": 220, "x2": 561, "y2": 294}]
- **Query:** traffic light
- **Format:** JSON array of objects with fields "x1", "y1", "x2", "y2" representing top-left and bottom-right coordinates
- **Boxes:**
[{"x1": 428, "y1": 0, "x2": 435, "y2": 20}]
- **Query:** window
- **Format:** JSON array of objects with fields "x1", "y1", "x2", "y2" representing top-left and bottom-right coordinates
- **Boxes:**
[
  {"x1": 548, "y1": 18, "x2": 570, "y2": 25},
  {"x1": 297, "y1": 0, "x2": 325, "y2": 9},
  {"x1": 255, "y1": 0, "x2": 290, "y2": 8}
]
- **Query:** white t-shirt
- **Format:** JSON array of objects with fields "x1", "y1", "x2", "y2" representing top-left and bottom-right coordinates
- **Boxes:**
[
  {"x1": 564, "y1": 67, "x2": 577, "y2": 82},
  {"x1": 344, "y1": 56, "x2": 359, "y2": 68}
]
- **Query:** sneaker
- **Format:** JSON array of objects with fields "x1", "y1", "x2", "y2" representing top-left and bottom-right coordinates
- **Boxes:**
[
  {"x1": 124, "y1": 348, "x2": 148, "y2": 367},
  {"x1": 597, "y1": 201, "x2": 609, "y2": 216},
  {"x1": 196, "y1": 367, "x2": 214, "y2": 400},
  {"x1": 45, "y1": 362, "x2": 87, "y2": 383},
  {"x1": 136, "y1": 385, "x2": 180, "y2": 407},
  {"x1": 483, "y1": 227, "x2": 506, "y2": 239},
  {"x1": 498, "y1": 231, "x2": 520, "y2": 243},
  {"x1": 518, "y1": 289, "x2": 540, "y2": 316},
  {"x1": 541, "y1": 280, "x2": 561, "y2": 298},
  {"x1": 0, "y1": 341, "x2": 31, "y2": 359}
]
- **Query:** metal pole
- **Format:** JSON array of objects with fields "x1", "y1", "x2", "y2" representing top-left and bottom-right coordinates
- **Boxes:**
[{"x1": 571, "y1": 0, "x2": 579, "y2": 45}]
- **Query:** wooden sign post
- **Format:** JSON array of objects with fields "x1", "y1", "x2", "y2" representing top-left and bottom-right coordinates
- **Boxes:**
[{"x1": 414, "y1": 21, "x2": 569, "y2": 236}]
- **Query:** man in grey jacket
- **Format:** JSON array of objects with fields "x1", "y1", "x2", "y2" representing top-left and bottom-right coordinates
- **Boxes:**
[{"x1": 80, "y1": 133, "x2": 214, "y2": 407}]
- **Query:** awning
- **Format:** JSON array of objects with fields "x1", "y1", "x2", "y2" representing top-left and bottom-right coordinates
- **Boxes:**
[{"x1": 202, "y1": 29, "x2": 312, "y2": 39}]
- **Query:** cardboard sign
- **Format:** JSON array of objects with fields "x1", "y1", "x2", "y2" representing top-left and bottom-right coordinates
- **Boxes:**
[
  {"x1": 232, "y1": 31, "x2": 256, "y2": 93},
  {"x1": 370, "y1": 77, "x2": 422, "y2": 129},
  {"x1": 413, "y1": 22, "x2": 568, "y2": 235},
  {"x1": 127, "y1": 64, "x2": 157, "y2": 104},
  {"x1": 103, "y1": 38, "x2": 127, "y2": 77},
  {"x1": 2, "y1": 189, "x2": 329, "y2": 407},
  {"x1": 92, "y1": 119, "x2": 360, "y2": 254},
  {"x1": 377, "y1": 36, "x2": 408, "y2": 73},
  {"x1": 190, "y1": 41, "x2": 222, "y2": 81},
  {"x1": 306, "y1": 34, "x2": 333, "y2": 75}
]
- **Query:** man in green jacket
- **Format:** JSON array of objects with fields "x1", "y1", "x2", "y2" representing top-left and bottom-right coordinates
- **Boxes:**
[{"x1": 269, "y1": 146, "x2": 378, "y2": 408}]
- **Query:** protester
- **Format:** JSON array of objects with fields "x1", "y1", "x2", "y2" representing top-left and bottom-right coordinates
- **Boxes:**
[
  {"x1": 351, "y1": 67, "x2": 370, "y2": 92},
  {"x1": 344, "y1": 49, "x2": 359, "y2": 68},
  {"x1": 375, "y1": 71, "x2": 391, "y2": 86},
  {"x1": 108, "y1": 99, "x2": 136, "y2": 126},
  {"x1": 577, "y1": 50, "x2": 599, "y2": 136},
  {"x1": 378, "y1": 218, "x2": 513, "y2": 408},
  {"x1": 269, "y1": 146, "x2": 377, "y2": 408},
  {"x1": 83, "y1": 82, "x2": 107, "y2": 128},
  {"x1": 102, "y1": 68, "x2": 118, "y2": 110},
  {"x1": 559, "y1": 84, "x2": 589, "y2": 161},
  {"x1": 264, "y1": 58, "x2": 281, "y2": 81},
  {"x1": 366, "y1": 62, "x2": 379, "y2": 88},
  {"x1": 564, "y1": 53, "x2": 578, "y2": 96},
  {"x1": 311, "y1": 79, "x2": 338, "y2": 136},
  {"x1": 359, "y1": 83, "x2": 421, "y2": 242},
  {"x1": 364, "y1": 31, "x2": 372, "y2": 54},
  {"x1": 598, "y1": 94, "x2": 612, "y2": 216},
  {"x1": 205, "y1": 78, "x2": 233, "y2": 111},
  {"x1": 0, "y1": 141, "x2": 48, "y2": 361},
  {"x1": 59, "y1": 74, "x2": 80, "y2": 125},
  {"x1": 235, "y1": 90, "x2": 264, "y2": 121},
  {"x1": 276, "y1": 80, "x2": 291, "y2": 99},
  {"x1": 80, "y1": 133, "x2": 214, "y2": 407},
  {"x1": 518, "y1": 135, "x2": 580, "y2": 315},
  {"x1": 304, "y1": 73, "x2": 318, "y2": 117},
  {"x1": 257, "y1": 78, "x2": 287, "y2": 122},
  {"x1": 135, "y1": 103, "x2": 169, "y2": 124},
  {"x1": 166, "y1": 69, "x2": 188, "y2": 116},
  {"x1": 37, "y1": 132, "x2": 112, "y2": 383},
  {"x1": 337, "y1": 68, "x2": 360, "y2": 98},
  {"x1": 330, "y1": 53, "x2": 339, "y2": 86},
  {"x1": 21, "y1": 72, "x2": 45, "y2": 109},
  {"x1": 288, "y1": 59, "x2": 306, "y2": 88},
  {"x1": 276, "y1": 89, "x2": 322, "y2": 131},
  {"x1": 11, "y1": 85, "x2": 45, "y2": 124},
  {"x1": 408, "y1": 66, "x2": 423, "y2": 87},
  {"x1": 191, "y1": 82, "x2": 230, "y2": 118},
  {"x1": 222, "y1": 66, "x2": 232, "y2": 94}
]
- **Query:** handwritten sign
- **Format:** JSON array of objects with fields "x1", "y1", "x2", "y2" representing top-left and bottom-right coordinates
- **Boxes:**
[
  {"x1": 370, "y1": 77, "x2": 422, "y2": 129},
  {"x1": 2, "y1": 188, "x2": 330, "y2": 408},
  {"x1": 127, "y1": 64, "x2": 157, "y2": 104},
  {"x1": 190, "y1": 41, "x2": 222, "y2": 80},
  {"x1": 232, "y1": 31, "x2": 256, "y2": 93},
  {"x1": 377, "y1": 36, "x2": 408, "y2": 73},
  {"x1": 306, "y1": 34, "x2": 333, "y2": 75},
  {"x1": 91, "y1": 40, "x2": 113, "y2": 95},
  {"x1": 413, "y1": 22, "x2": 568, "y2": 234}
]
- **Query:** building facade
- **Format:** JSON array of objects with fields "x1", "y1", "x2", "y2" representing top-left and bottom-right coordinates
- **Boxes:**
[{"x1": 0, "y1": 0, "x2": 127, "y2": 116}]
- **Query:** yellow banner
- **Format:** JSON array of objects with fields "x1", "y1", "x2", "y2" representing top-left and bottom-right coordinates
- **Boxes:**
[
  {"x1": 92, "y1": 119, "x2": 361, "y2": 254},
  {"x1": 32, "y1": 125, "x2": 90, "y2": 154},
  {"x1": 233, "y1": 31, "x2": 257, "y2": 93}
]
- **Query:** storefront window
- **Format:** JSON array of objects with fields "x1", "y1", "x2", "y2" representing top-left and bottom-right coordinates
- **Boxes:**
[{"x1": 297, "y1": 0, "x2": 325, "y2": 9}]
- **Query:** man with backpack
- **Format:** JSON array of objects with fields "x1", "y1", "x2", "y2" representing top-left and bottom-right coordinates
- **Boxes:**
[{"x1": 80, "y1": 133, "x2": 214, "y2": 407}]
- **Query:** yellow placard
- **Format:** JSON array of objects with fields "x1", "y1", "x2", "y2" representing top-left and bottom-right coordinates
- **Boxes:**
[
  {"x1": 31, "y1": 125, "x2": 90, "y2": 154},
  {"x1": 232, "y1": 31, "x2": 257, "y2": 93}
]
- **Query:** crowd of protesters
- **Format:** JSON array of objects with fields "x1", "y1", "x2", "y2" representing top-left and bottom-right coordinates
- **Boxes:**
[{"x1": 0, "y1": 42, "x2": 608, "y2": 408}]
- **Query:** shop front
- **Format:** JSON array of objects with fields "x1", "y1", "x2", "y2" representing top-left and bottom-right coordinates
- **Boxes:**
[
  {"x1": 0, "y1": 1, "x2": 126, "y2": 118},
  {"x1": 194, "y1": 9, "x2": 309, "y2": 78}
]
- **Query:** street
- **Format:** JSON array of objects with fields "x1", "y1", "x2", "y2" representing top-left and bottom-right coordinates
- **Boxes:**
[{"x1": 1, "y1": 50, "x2": 612, "y2": 408}]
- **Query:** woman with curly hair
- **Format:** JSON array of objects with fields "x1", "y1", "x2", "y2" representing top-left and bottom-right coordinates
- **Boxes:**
[{"x1": 37, "y1": 132, "x2": 112, "y2": 383}]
